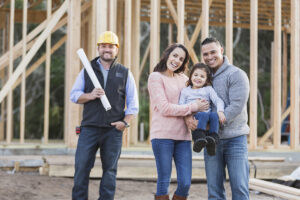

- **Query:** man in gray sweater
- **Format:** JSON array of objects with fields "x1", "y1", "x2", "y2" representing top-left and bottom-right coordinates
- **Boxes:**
[{"x1": 201, "y1": 37, "x2": 250, "y2": 200}]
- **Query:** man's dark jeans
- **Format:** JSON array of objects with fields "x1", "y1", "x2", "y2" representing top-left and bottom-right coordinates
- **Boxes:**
[{"x1": 72, "y1": 126, "x2": 123, "y2": 200}]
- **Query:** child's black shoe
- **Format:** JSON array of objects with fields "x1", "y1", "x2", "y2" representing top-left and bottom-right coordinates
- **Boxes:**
[
  {"x1": 205, "y1": 132, "x2": 219, "y2": 156},
  {"x1": 192, "y1": 129, "x2": 207, "y2": 153}
]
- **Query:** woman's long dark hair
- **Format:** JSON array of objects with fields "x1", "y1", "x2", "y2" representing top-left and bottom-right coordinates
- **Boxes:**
[
  {"x1": 153, "y1": 43, "x2": 190, "y2": 74},
  {"x1": 186, "y1": 63, "x2": 212, "y2": 87}
]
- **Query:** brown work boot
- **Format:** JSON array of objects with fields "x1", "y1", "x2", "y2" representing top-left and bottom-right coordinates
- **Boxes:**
[
  {"x1": 155, "y1": 194, "x2": 170, "y2": 200},
  {"x1": 172, "y1": 194, "x2": 187, "y2": 200}
]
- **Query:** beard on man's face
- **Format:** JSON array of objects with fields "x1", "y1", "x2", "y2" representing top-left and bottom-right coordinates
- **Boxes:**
[{"x1": 100, "y1": 52, "x2": 115, "y2": 62}]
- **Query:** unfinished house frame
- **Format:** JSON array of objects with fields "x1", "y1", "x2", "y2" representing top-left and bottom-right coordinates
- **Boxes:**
[{"x1": 0, "y1": 0, "x2": 299, "y2": 150}]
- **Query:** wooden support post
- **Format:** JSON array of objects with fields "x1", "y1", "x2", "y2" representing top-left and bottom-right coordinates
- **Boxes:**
[
  {"x1": 226, "y1": 0, "x2": 233, "y2": 63},
  {"x1": 7, "y1": 0, "x2": 15, "y2": 144},
  {"x1": 150, "y1": 0, "x2": 160, "y2": 72},
  {"x1": 290, "y1": 0, "x2": 300, "y2": 149},
  {"x1": 123, "y1": 0, "x2": 132, "y2": 147},
  {"x1": 0, "y1": 97, "x2": 4, "y2": 141},
  {"x1": 109, "y1": 0, "x2": 117, "y2": 33},
  {"x1": 130, "y1": 0, "x2": 140, "y2": 146},
  {"x1": 20, "y1": 0, "x2": 28, "y2": 144},
  {"x1": 177, "y1": 0, "x2": 184, "y2": 44},
  {"x1": 88, "y1": 0, "x2": 97, "y2": 58},
  {"x1": 139, "y1": 42, "x2": 150, "y2": 78},
  {"x1": 201, "y1": 0, "x2": 209, "y2": 44},
  {"x1": 270, "y1": 42, "x2": 274, "y2": 124},
  {"x1": 64, "y1": 0, "x2": 80, "y2": 148},
  {"x1": 249, "y1": 0, "x2": 258, "y2": 150},
  {"x1": 96, "y1": 0, "x2": 107, "y2": 38},
  {"x1": 273, "y1": 0, "x2": 282, "y2": 148},
  {"x1": 43, "y1": 0, "x2": 51, "y2": 144},
  {"x1": 282, "y1": 31, "x2": 288, "y2": 111},
  {"x1": 168, "y1": 23, "x2": 173, "y2": 45},
  {"x1": 149, "y1": 0, "x2": 160, "y2": 142},
  {"x1": 201, "y1": 0, "x2": 209, "y2": 62},
  {"x1": 117, "y1": 0, "x2": 124, "y2": 63}
]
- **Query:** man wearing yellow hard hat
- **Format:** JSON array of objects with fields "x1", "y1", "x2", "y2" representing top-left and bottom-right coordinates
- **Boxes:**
[{"x1": 70, "y1": 31, "x2": 139, "y2": 200}]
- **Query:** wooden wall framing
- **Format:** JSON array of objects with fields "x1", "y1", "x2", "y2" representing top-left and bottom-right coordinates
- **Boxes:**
[{"x1": 0, "y1": 0, "x2": 299, "y2": 150}]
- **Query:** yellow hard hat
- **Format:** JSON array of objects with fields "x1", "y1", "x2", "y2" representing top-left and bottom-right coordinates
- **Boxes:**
[{"x1": 97, "y1": 31, "x2": 119, "y2": 48}]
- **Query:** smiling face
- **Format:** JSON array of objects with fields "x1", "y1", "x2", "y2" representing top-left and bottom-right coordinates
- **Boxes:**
[
  {"x1": 98, "y1": 43, "x2": 118, "y2": 62},
  {"x1": 191, "y1": 68, "x2": 208, "y2": 89},
  {"x1": 165, "y1": 47, "x2": 186, "y2": 74},
  {"x1": 201, "y1": 42, "x2": 224, "y2": 73}
]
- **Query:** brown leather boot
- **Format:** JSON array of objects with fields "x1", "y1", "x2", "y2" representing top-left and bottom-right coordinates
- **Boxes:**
[
  {"x1": 172, "y1": 194, "x2": 187, "y2": 200},
  {"x1": 155, "y1": 194, "x2": 170, "y2": 200}
]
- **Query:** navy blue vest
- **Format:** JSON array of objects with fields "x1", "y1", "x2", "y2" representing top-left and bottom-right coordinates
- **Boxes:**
[{"x1": 81, "y1": 57, "x2": 128, "y2": 128}]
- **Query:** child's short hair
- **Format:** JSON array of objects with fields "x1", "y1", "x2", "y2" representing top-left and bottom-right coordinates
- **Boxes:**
[{"x1": 186, "y1": 63, "x2": 212, "y2": 87}]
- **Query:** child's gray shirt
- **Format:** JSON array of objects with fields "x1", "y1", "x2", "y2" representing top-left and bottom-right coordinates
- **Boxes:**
[{"x1": 179, "y1": 85, "x2": 224, "y2": 113}]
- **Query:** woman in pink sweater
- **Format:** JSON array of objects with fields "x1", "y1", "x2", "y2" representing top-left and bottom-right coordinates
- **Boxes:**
[{"x1": 148, "y1": 44, "x2": 209, "y2": 200}]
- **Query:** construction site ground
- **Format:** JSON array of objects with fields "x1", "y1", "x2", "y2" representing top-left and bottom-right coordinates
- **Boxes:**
[{"x1": 0, "y1": 146, "x2": 299, "y2": 200}]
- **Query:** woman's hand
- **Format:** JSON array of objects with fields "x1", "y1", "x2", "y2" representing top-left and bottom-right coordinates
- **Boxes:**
[
  {"x1": 194, "y1": 99, "x2": 210, "y2": 112},
  {"x1": 184, "y1": 115, "x2": 198, "y2": 131}
]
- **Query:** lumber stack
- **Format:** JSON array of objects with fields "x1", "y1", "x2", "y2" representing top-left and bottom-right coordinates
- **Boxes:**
[{"x1": 249, "y1": 178, "x2": 300, "y2": 200}]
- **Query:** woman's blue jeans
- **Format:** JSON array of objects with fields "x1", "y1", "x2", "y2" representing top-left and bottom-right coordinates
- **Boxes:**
[
  {"x1": 204, "y1": 135, "x2": 249, "y2": 200},
  {"x1": 151, "y1": 139, "x2": 192, "y2": 197},
  {"x1": 72, "y1": 126, "x2": 123, "y2": 200}
]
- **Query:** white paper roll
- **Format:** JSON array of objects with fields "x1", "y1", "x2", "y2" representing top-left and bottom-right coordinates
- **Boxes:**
[{"x1": 76, "y1": 48, "x2": 112, "y2": 111}]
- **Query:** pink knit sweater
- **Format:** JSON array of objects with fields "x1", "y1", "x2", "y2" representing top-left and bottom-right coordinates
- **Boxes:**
[{"x1": 148, "y1": 72, "x2": 197, "y2": 141}]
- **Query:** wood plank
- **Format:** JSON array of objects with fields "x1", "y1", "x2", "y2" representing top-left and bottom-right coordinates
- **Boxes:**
[
  {"x1": 273, "y1": 0, "x2": 282, "y2": 148},
  {"x1": 96, "y1": 0, "x2": 107, "y2": 38},
  {"x1": 20, "y1": 0, "x2": 28, "y2": 144},
  {"x1": 150, "y1": 0, "x2": 160, "y2": 72},
  {"x1": 109, "y1": 0, "x2": 117, "y2": 33},
  {"x1": 282, "y1": 31, "x2": 287, "y2": 111},
  {"x1": 225, "y1": 0, "x2": 233, "y2": 63},
  {"x1": 290, "y1": 0, "x2": 300, "y2": 149},
  {"x1": 201, "y1": 0, "x2": 209, "y2": 49},
  {"x1": 177, "y1": 0, "x2": 184, "y2": 44},
  {"x1": 249, "y1": 178, "x2": 300, "y2": 196},
  {"x1": 64, "y1": 0, "x2": 80, "y2": 148},
  {"x1": 139, "y1": 42, "x2": 150, "y2": 78},
  {"x1": 249, "y1": 0, "x2": 258, "y2": 150},
  {"x1": 130, "y1": 0, "x2": 140, "y2": 145},
  {"x1": 168, "y1": 23, "x2": 173, "y2": 45},
  {"x1": 88, "y1": 0, "x2": 97, "y2": 58},
  {"x1": 123, "y1": 0, "x2": 132, "y2": 147},
  {"x1": 43, "y1": 0, "x2": 52, "y2": 144},
  {"x1": 249, "y1": 184, "x2": 300, "y2": 200},
  {"x1": 6, "y1": 0, "x2": 15, "y2": 144}
]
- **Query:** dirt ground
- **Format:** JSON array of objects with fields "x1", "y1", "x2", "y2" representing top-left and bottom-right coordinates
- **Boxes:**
[
  {"x1": 0, "y1": 171, "x2": 280, "y2": 200},
  {"x1": 0, "y1": 170, "x2": 284, "y2": 200}
]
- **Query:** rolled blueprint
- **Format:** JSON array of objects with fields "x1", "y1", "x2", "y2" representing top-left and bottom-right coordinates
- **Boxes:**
[{"x1": 76, "y1": 48, "x2": 112, "y2": 111}]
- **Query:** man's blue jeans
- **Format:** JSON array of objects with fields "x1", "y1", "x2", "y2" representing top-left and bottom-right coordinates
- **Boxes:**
[
  {"x1": 72, "y1": 126, "x2": 123, "y2": 200},
  {"x1": 204, "y1": 135, "x2": 249, "y2": 200},
  {"x1": 194, "y1": 112, "x2": 219, "y2": 133},
  {"x1": 151, "y1": 139, "x2": 192, "y2": 197}
]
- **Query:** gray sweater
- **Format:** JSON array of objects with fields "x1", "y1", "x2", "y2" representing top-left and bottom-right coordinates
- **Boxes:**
[{"x1": 212, "y1": 56, "x2": 250, "y2": 139}]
